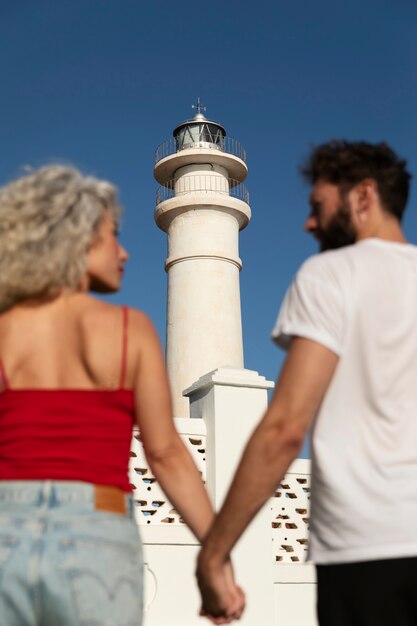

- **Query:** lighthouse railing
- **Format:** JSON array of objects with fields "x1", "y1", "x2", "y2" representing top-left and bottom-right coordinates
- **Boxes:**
[
  {"x1": 156, "y1": 177, "x2": 249, "y2": 205},
  {"x1": 155, "y1": 137, "x2": 247, "y2": 164}
]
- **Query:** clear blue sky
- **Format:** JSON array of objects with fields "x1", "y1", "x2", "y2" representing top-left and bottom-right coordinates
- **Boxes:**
[{"x1": 1, "y1": 0, "x2": 416, "y2": 456}]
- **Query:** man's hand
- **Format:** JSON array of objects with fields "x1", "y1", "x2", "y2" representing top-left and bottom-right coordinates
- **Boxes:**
[{"x1": 196, "y1": 553, "x2": 245, "y2": 624}]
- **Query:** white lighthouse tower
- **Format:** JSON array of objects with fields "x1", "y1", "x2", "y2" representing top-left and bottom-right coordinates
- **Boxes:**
[{"x1": 154, "y1": 99, "x2": 251, "y2": 417}]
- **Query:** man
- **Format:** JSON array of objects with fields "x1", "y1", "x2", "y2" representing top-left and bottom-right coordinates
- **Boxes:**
[{"x1": 197, "y1": 141, "x2": 416, "y2": 626}]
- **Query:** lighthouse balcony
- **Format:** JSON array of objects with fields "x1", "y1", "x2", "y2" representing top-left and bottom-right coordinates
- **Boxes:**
[
  {"x1": 156, "y1": 176, "x2": 249, "y2": 205},
  {"x1": 155, "y1": 136, "x2": 247, "y2": 164},
  {"x1": 154, "y1": 138, "x2": 248, "y2": 185}
]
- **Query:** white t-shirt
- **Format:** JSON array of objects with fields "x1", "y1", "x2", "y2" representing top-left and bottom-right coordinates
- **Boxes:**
[{"x1": 272, "y1": 238, "x2": 417, "y2": 564}]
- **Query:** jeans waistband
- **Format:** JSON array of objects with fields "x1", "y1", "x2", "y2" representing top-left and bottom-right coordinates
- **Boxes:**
[{"x1": 0, "y1": 480, "x2": 134, "y2": 517}]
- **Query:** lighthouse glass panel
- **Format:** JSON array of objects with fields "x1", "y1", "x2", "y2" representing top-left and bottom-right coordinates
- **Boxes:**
[{"x1": 175, "y1": 123, "x2": 225, "y2": 151}]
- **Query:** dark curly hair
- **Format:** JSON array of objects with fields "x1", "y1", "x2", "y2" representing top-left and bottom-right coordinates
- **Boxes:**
[{"x1": 300, "y1": 141, "x2": 412, "y2": 221}]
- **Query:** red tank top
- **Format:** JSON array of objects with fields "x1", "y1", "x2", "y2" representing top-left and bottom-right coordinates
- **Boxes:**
[{"x1": 0, "y1": 306, "x2": 135, "y2": 492}]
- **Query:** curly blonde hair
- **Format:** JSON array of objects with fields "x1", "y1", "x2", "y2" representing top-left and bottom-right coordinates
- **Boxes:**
[{"x1": 0, "y1": 165, "x2": 122, "y2": 311}]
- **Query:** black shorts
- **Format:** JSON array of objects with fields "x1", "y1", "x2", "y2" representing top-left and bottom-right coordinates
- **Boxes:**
[{"x1": 316, "y1": 556, "x2": 417, "y2": 626}]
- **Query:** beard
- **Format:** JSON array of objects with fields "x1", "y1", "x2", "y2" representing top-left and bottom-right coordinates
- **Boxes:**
[{"x1": 316, "y1": 198, "x2": 357, "y2": 252}]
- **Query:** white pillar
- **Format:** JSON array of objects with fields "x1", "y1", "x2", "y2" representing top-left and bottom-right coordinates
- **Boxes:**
[{"x1": 184, "y1": 367, "x2": 276, "y2": 626}]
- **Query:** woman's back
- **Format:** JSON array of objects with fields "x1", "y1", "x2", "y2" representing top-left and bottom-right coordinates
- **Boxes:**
[
  {"x1": 0, "y1": 294, "x2": 136, "y2": 491},
  {"x1": 0, "y1": 294, "x2": 130, "y2": 391}
]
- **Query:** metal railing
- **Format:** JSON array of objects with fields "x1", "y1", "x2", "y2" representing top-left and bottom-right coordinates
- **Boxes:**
[
  {"x1": 156, "y1": 175, "x2": 249, "y2": 205},
  {"x1": 155, "y1": 136, "x2": 247, "y2": 164}
]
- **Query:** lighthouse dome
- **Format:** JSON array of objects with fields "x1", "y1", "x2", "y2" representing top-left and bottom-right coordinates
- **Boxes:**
[{"x1": 173, "y1": 100, "x2": 226, "y2": 152}]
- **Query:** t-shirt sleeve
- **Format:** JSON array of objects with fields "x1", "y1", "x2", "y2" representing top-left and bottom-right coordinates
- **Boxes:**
[{"x1": 272, "y1": 265, "x2": 346, "y2": 356}]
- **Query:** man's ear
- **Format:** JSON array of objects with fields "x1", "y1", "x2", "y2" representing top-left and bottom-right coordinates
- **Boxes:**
[{"x1": 350, "y1": 179, "x2": 377, "y2": 223}]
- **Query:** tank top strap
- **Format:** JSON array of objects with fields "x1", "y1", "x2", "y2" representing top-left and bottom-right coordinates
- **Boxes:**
[
  {"x1": 0, "y1": 358, "x2": 9, "y2": 391},
  {"x1": 119, "y1": 306, "x2": 129, "y2": 390}
]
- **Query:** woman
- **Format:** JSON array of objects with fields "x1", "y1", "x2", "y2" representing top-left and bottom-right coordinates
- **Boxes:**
[{"x1": 0, "y1": 165, "x2": 242, "y2": 626}]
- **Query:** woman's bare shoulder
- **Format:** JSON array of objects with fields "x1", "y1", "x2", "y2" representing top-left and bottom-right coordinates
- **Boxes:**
[
  {"x1": 125, "y1": 308, "x2": 162, "y2": 359},
  {"x1": 127, "y1": 307, "x2": 157, "y2": 331},
  {"x1": 76, "y1": 296, "x2": 121, "y2": 327},
  {"x1": 78, "y1": 297, "x2": 158, "y2": 341}
]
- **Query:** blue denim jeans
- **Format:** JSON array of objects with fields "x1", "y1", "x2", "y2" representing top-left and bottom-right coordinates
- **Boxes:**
[{"x1": 0, "y1": 481, "x2": 143, "y2": 626}]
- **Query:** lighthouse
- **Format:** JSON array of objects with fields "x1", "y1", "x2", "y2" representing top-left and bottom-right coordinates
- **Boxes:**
[{"x1": 154, "y1": 99, "x2": 251, "y2": 417}]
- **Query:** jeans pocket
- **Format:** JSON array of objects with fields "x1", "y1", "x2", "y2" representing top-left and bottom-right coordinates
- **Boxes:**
[{"x1": 59, "y1": 536, "x2": 143, "y2": 626}]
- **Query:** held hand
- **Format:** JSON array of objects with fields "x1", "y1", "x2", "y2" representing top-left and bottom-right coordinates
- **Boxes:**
[{"x1": 196, "y1": 552, "x2": 245, "y2": 624}]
